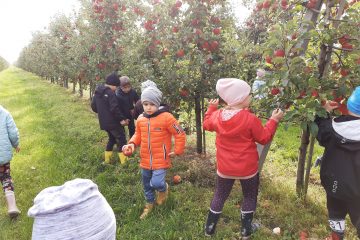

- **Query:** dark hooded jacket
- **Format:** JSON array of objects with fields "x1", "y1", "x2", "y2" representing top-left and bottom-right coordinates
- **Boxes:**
[
  {"x1": 315, "y1": 114, "x2": 360, "y2": 201},
  {"x1": 115, "y1": 88, "x2": 139, "y2": 119},
  {"x1": 91, "y1": 84, "x2": 125, "y2": 130}
]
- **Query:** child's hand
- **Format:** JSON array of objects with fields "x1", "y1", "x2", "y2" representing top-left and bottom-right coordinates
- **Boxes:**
[
  {"x1": 323, "y1": 100, "x2": 339, "y2": 112},
  {"x1": 270, "y1": 109, "x2": 285, "y2": 122},
  {"x1": 120, "y1": 120, "x2": 128, "y2": 126},
  {"x1": 15, "y1": 146, "x2": 20, "y2": 153},
  {"x1": 209, "y1": 99, "x2": 219, "y2": 108},
  {"x1": 168, "y1": 152, "x2": 176, "y2": 158},
  {"x1": 123, "y1": 144, "x2": 135, "y2": 153}
]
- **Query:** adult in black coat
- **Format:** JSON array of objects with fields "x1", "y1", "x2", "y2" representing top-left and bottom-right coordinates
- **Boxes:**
[
  {"x1": 315, "y1": 87, "x2": 360, "y2": 240},
  {"x1": 91, "y1": 72, "x2": 128, "y2": 164}
]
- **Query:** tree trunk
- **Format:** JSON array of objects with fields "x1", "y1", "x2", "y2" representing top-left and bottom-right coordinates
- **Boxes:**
[
  {"x1": 79, "y1": 80, "x2": 83, "y2": 97},
  {"x1": 304, "y1": 135, "x2": 316, "y2": 198},
  {"x1": 72, "y1": 81, "x2": 76, "y2": 94},
  {"x1": 195, "y1": 92, "x2": 203, "y2": 154},
  {"x1": 201, "y1": 96, "x2": 206, "y2": 156},
  {"x1": 296, "y1": 127, "x2": 310, "y2": 196}
]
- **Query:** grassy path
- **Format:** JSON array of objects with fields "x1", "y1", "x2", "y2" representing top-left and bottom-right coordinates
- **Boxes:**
[{"x1": 0, "y1": 67, "x2": 357, "y2": 239}]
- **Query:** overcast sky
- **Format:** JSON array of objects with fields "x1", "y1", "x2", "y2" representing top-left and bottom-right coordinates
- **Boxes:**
[{"x1": 0, "y1": 0, "x2": 250, "y2": 64}]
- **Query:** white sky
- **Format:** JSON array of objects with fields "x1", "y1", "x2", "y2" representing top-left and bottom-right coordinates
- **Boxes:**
[{"x1": 0, "y1": 0, "x2": 250, "y2": 64}]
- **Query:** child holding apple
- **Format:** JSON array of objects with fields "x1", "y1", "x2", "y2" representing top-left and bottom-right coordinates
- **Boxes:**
[
  {"x1": 203, "y1": 78, "x2": 284, "y2": 239},
  {"x1": 122, "y1": 86, "x2": 186, "y2": 219},
  {"x1": 315, "y1": 87, "x2": 360, "y2": 240}
]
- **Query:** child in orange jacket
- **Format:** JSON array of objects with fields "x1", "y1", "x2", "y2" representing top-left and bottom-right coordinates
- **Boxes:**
[
  {"x1": 203, "y1": 78, "x2": 284, "y2": 239},
  {"x1": 123, "y1": 86, "x2": 186, "y2": 219}
]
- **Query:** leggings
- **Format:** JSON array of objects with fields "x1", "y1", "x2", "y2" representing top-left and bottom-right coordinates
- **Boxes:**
[
  {"x1": 0, "y1": 163, "x2": 14, "y2": 192},
  {"x1": 210, "y1": 174, "x2": 259, "y2": 213}
]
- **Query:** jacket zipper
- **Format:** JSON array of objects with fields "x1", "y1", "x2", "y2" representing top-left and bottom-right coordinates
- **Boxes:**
[
  {"x1": 147, "y1": 119, "x2": 153, "y2": 169},
  {"x1": 163, "y1": 144, "x2": 167, "y2": 161}
]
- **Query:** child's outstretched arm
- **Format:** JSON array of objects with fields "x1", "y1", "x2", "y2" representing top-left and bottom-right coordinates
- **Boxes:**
[
  {"x1": 127, "y1": 120, "x2": 142, "y2": 149},
  {"x1": 203, "y1": 99, "x2": 219, "y2": 131},
  {"x1": 166, "y1": 115, "x2": 186, "y2": 156},
  {"x1": 6, "y1": 113, "x2": 19, "y2": 149},
  {"x1": 252, "y1": 109, "x2": 284, "y2": 145},
  {"x1": 315, "y1": 100, "x2": 338, "y2": 147}
]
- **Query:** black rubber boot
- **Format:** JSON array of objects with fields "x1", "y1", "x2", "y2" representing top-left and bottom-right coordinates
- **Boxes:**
[
  {"x1": 241, "y1": 211, "x2": 260, "y2": 239},
  {"x1": 327, "y1": 231, "x2": 344, "y2": 240},
  {"x1": 204, "y1": 210, "x2": 221, "y2": 236}
]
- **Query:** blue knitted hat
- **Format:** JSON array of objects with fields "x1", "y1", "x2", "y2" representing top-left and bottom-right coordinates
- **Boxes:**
[{"x1": 347, "y1": 86, "x2": 360, "y2": 115}]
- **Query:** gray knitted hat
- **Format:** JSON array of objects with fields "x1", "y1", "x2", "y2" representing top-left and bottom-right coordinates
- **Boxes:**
[
  {"x1": 141, "y1": 86, "x2": 162, "y2": 108},
  {"x1": 141, "y1": 79, "x2": 157, "y2": 92},
  {"x1": 28, "y1": 179, "x2": 116, "y2": 240}
]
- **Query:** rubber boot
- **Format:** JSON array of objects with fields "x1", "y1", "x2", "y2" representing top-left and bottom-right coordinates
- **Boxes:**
[
  {"x1": 204, "y1": 210, "x2": 221, "y2": 236},
  {"x1": 118, "y1": 152, "x2": 128, "y2": 165},
  {"x1": 5, "y1": 191, "x2": 20, "y2": 219},
  {"x1": 104, "y1": 151, "x2": 113, "y2": 164},
  {"x1": 241, "y1": 211, "x2": 260, "y2": 239},
  {"x1": 140, "y1": 203, "x2": 154, "y2": 220},
  {"x1": 325, "y1": 231, "x2": 344, "y2": 240},
  {"x1": 156, "y1": 183, "x2": 169, "y2": 205}
]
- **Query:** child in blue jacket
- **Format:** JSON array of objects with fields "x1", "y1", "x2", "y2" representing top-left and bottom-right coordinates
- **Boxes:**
[{"x1": 0, "y1": 105, "x2": 20, "y2": 218}]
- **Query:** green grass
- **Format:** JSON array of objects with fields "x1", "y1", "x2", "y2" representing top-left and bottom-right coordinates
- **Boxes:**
[{"x1": 0, "y1": 67, "x2": 358, "y2": 239}]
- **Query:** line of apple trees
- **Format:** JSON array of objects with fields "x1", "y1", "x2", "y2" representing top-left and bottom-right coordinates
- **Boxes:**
[
  {"x1": 243, "y1": 0, "x2": 359, "y2": 196},
  {"x1": 16, "y1": 0, "x2": 259, "y2": 154},
  {"x1": 0, "y1": 56, "x2": 9, "y2": 72}
]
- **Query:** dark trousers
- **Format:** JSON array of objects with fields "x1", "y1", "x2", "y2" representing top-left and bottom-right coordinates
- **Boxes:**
[
  {"x1": 327, "y1": 194, "x2": 360, "y2": 237},
  {"x1": 210, "y1": 174, "x2": 259, "y2": 213},
  {"x1": 128, "y1": 119, "x2": 135, "y2": 138},
  {"x1": 0, "y1": 163, "x2": 14, "y2": 192},
  {"x1": 105, "y1": 127, "x2": 127, "y2": 152}
]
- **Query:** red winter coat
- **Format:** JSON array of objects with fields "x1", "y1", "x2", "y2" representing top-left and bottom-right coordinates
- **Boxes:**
[{"x1": 203, "y1": 106, "x2": 278, "y2": 177}]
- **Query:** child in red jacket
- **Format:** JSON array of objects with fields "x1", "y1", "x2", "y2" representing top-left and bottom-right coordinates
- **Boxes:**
[{"x1": 203, "y1": 78, "x2": 284, "y2": 239}]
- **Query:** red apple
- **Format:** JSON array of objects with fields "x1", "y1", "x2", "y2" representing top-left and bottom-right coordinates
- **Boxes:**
[
  {"x1": 202, "y1": 41, "x2": 210, "y2": 50},
  {"x1": 213, "y1": 28, "x2": 221, "y2": 35},
  {"x1": 113, "y1": 3, "x2": 119, "y2": 11},
  {"x1": 265, "y1": 56, "x2": 272, "y2": 64},
  {"x1": 211, "y1": 16, "x2": 221, "y2": 24},
  {"x1": 162, "y1": 48, "x2": 169, "y2": 56},
  {"x1": 339, "y1": 35, "x2": 350, "y2": 45},
  {"x1": 210, "y1": 41, "x2": 219, "y2": 51},
  {"x1": 176, "y1": 49, "x2": 185, "y2": 58},
  {"x1": 206, "y1": 58, "x2": 213, "y2": 65},
  {"x1": 180, "y1": 88, "x2": 189, "y2": 97},
  {"x1": 263, "y1": 0, "x2": 271, "y2": 9},
  {"x1": 122, "y1": 146, "x2": 133, "y2": 156},
  {"x1": 173, "y1": 175, "x2": 181, "y2": 184},
  {"x1": 172, "y1": 26, "x2": 179, "y2": 33},
  {"x1": 341, "y1": 42, "x2": 353, "y2": 50},
  {"x1": 175, "y1": 0, "x2": 182, "y2": 8},
  {"x1": 271, "y1": 88, "x2": 280, "y2": 95},
  {"x1": 311, "y1": 90, "x2": 319, "y2": 97},
  {"x1": 306, "y1": 1, "x2": 316, "y2": 8},
  {"x1": 274, "y1": 49, "x2": 285, "y2": 57},
  {"x1": 340, "y1": 68, "x2": 349, "y2": 77}
]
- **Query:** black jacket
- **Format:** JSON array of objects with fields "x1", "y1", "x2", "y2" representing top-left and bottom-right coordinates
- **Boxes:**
[
  {"x1": 115, "y1": 88, "x2": 139, "y2": 119},
  {"x1": 315, "y1": 115, "x2": 360, "y2": 201},
  {"x1": 91, "y1": 84, "x2": 125, "y2": 130}
]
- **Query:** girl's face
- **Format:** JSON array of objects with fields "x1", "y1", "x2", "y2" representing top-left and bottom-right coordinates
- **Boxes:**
[{"x1": 142, "y1": 101, "x2": 158, "y2": 115}]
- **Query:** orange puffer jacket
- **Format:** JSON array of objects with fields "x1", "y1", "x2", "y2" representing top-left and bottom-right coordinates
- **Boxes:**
[{"x1": 129, "y1": 111, "x2": 186, "y2": 170}]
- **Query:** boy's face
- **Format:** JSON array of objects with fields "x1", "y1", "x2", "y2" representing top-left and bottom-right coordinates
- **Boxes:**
[
  {"x1": 120, "y1": 84, "x2": 132, "y2": 93},
  {"x1": 142, "y1": 101, "x2": 158, "y2": 115},
  {"x1": 108, "y1": 85, "x2": 117, "y2": 92}
]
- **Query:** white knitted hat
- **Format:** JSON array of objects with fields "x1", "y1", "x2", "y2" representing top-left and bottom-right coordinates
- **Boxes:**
[{"x1": 28, "y1": 179, "x2": 116, "y2": 240}]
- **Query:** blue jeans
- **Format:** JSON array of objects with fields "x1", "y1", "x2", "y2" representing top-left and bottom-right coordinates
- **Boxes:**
[{"x1": 141, "y1": 169, "x2": 167, "y2": 203}]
